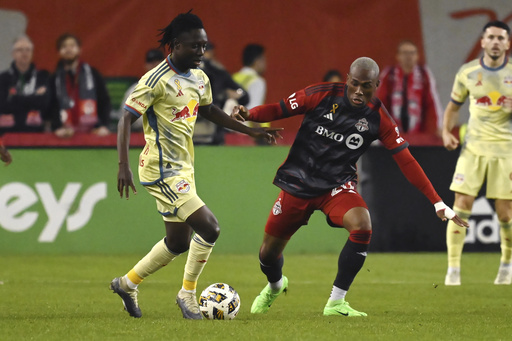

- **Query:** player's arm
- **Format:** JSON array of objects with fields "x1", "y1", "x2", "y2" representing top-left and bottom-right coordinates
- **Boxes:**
[
  {"x1": 198, "y1": 104, "x2": 282, "y2": 144},
  {"x1": 392, "y1": 148, "x2": 468, "y2": 227},
  {"x1": 232, "y1": 88, "x2": 311, "y2": 123},
  {"x1": 0, "y1": 136, "x2": 12, "y2": 166},
  {"x1": 442, "y1": 101, "x2": 462, "y2": 151},
  {"x1": 117, "y1": 109, "x2": 138, "y2": 199}
]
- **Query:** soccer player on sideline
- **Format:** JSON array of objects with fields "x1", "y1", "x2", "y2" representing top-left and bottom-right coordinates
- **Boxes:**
[
  {"x1": 232, "y1": 57, "x2": 468, "y2": 317},
  {"x1": 110, "y1": 11, "x2": 281, "y2": 319},
  {"x1": 442, "y1": 20, "x2": 512, "y2": 286}
]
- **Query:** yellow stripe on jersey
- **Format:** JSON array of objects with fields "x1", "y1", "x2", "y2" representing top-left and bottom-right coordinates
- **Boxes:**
[
  {"x1": 450, "y1": 57, "x2": 512, "y2": 157},
  {"x1": 124, "y1": 55, "x2": 213, "y2": 183}
]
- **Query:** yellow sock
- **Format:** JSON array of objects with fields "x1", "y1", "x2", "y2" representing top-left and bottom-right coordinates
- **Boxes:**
[
  {"x1": 446, "y1": 207, "x2": 471, "y2": 269},
  {"x1": 499, "y1": 220, "x2": 512, "y2": 264},
  {"x1": 127, "y1": 238, "x2": 180, "y2": 285},
  {"x1": 183, "y1": 234, "x2": 214, "y2": 291}
]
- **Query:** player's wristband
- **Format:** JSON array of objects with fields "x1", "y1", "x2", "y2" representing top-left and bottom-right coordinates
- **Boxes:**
[{"x1": 434, "y1": 201, "x2": 455, "y2": 219}]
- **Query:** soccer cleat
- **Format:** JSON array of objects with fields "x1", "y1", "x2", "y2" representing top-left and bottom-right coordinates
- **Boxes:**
[
  {"x1": 110, "y1": 277, "x2": 142, "y2": 318},
  {"x1": 250, "y1": 276, "x2": 288, "y2": 314},
  {"x1": 176, "y1": 289, "x2": 203, "y2": 319},
  {"x1": 323, "y1": 299, "x2": 367, "y2": 317},
  {"x1": 445, "y1": 271, "x2": 461, "y2": 286},
  {"x1": 494, "y1": 267, "x2": 512, "y2": 285}
]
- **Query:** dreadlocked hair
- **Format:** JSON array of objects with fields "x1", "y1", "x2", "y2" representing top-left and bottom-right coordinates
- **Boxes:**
[{"x1": 158, "y1": 10, "x2": 204, "y2": 51}]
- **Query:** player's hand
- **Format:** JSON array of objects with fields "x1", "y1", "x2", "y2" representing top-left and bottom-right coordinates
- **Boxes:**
[
  {"x1": 434, "y1": 201, "x2": 469, "y2": 228},
  {"x1": 502, "y1": 96, "x2": 512, "y2": 111},
  {"x1": 92, "y1": 126, "x2": 110, "y2": 137},
  {"x1": 117, "y1": 162, "x2": 137, "y2": 199},
  {"x1": 249, "y1": 127, "x2": 283, "y2": 145},
  {"x1": 55, "y1": 126, "x2": 74, "y2": 139},
  {"x1": 0, "y1": 146, "x2": 12, "y2": 166},
  {"x1": 442, "y1": 129, "x2": 459, "y2": 151},
  {"x1": 231, "y1": 105, "x2": 249, "y2": 122}
]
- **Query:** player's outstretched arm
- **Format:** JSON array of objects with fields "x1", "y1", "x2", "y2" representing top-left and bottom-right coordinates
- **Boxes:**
[
  {"x1": 392, "y1": 148, "x2": 468, "y2": 227},
  {"x1": 434, "y1": 201, "x2": 469, "y2": 228},
  {"x1": 198, "y1": 104, "x2": 282, "y2": 144},
  {"x1": 117, "y1": 110, "x2": 138, "y2": 199}
]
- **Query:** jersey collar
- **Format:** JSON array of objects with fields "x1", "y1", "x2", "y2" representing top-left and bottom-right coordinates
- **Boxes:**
[
  {"x1": 480, "y1": 56, "x2": 509, "y2": 71},
  {"x1": 167, "y1": 55, "x2": 192, "y2": 77}
]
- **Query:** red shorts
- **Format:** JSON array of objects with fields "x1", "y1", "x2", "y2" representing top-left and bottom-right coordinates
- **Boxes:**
[{"x1": 265, "y1": 181, "x2": 368, "y2": 240}]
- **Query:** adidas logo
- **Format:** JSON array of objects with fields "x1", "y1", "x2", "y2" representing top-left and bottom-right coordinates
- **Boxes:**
[{"x1": 323, "y1": 112, "x2": 333, "y2": 120}]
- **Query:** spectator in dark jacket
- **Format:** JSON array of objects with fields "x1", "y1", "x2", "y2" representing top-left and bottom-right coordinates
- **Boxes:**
[{"x1": 49, "y1": 33, "x2": 111, "y2": 138}]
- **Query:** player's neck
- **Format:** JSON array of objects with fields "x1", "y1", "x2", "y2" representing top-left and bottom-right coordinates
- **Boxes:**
[{"x1": 482, "y1": 54, "x2": 506, "y2": 68}]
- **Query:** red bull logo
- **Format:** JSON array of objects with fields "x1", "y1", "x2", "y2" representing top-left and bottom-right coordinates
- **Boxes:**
[
  {"x1": 176, "y1": 180, "x2": 191, "y2": 193},
  {"x1": 475, "y1": 91, "x2": 506, "y2": 110},
  {"x1": 171, "y1": 102, "x2": 199, "y2": 122}
]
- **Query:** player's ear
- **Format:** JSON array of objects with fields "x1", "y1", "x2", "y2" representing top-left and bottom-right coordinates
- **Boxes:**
[{"x1": 375, "y1": 79, "x2": 380, "y2": 88}]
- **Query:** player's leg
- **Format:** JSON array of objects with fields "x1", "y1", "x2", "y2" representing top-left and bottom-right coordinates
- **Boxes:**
[
  {"x1": 494, "y1": 199, "x2": 512, "y2": 284},
  {"x1": 110, "y1": 183, "x2": 190, "y2": 318},
  {"x1": 446, "y1": 150, "x2": 484, "y2": 285},
  {"x1": 251, "y1": 190, "x2": 312, "y2": 314},
  {"x1": 175, "y1": 204, "x2": 220, "y2": 319},
  {"x1": 445, "y1": 193, "x2": 474, "y2": 285},
  {"x1": 488, "y1": 156, "x2": 512, "y2": 285},
  {"x1": 322, "y1": 193, "x2": 370, "y2": 317}
]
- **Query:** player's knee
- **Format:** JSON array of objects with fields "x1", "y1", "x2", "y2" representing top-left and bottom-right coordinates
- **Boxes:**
[
  {"x1": 165, "y1": 237, "x2": 190, "y2": 254},
  {"x1": 348, "y1": 229, "x2": 372, "y2": 244}
]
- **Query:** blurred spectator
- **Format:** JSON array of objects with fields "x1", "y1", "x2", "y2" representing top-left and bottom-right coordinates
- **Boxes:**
[
  {"x1": 117, "y1": 48, "x2": 165, "y2": 131},
  {"x1": 49, "y1": 33, "x2": 111, "y2": 138},
  {"x1": 323, "y1": 69, "x2": 343, "y2": 82},
  {"x1": 233, "y1": 44, "x2": 269, "y2": 144},
  {"x1": 0, "y1": 136, "x2": 12, "y2": 166},
  {"x1": 376, "y1": 40, "x2": 442, "y2": 136},
  {"x1": 0, "y1": 35, "x2": 50, "y2": 133},
  {"x1": 196, "y1": 42, "x2": 249, "y2": 144}
]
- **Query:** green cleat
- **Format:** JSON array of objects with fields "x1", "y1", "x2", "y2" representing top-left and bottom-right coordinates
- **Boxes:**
[
  {"x1": 323, "y1": 298, "x2": 367, "y2": 317},
  {"x1": 251, "y1": 276, "x2": 288, "y2": 314}
]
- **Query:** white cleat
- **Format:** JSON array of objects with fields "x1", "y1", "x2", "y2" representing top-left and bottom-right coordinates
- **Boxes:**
[
  {"x1": 445, "y1": 271, "x2": 461, "y2": 286},
  {"x1": 494, "y1": 267, "x2": 512, "y2": 285}
]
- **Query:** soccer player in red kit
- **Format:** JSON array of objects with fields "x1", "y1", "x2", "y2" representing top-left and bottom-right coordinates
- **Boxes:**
[{"x1": 232, "y1": 57, "x2": 468, "y2": 317}]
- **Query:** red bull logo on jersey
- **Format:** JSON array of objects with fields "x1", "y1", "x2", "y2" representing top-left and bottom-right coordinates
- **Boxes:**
[
  {"x1": 176, "y1": 180, "x2": 191, "y2": 193},
  {"x1": 475, "y1": 91, "x2": 507, "y2": 110},
  {"x1": 171, "y1": 100, "x2": 199, "y2": 122}
]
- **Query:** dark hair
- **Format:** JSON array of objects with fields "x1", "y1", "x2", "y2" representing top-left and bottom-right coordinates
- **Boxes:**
[
  {"x1": 242, "y1": 44, "x2": 265, "y2": 66},
  {"x1": 56, "y1": 33, "x2": 81, "y2": 50},
  {"x1": 323, "y1": 69, "x2": 343, "y2": 82},
  {"x1": 158, "y1": 10, "x2": 204, "y2": 50},
  {"x1": 483, "y1": 20, "x2": 510, "y2": 35}
]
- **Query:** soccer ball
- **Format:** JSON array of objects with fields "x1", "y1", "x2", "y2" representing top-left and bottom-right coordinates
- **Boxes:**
[{"x1": 198, "y1": 283, "x2": 241, "y2": 320}]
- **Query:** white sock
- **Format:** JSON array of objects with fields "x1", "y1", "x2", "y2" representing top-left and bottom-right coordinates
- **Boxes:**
[
  {"x1": 329, "y1": 286, "x2": 347, "y2": 301},
  {"x1": 499, "y1": 262, "x2": 511, "y2": 269},
  {"x1": 124, "y1": 275, "x2": 138, "y2": 290},
  {"x1": 269, "y1": 278, "x2": 283, "y2": 293},
  {"x1": 447, "y1": 267, "x2": 460, "y2": 275}
]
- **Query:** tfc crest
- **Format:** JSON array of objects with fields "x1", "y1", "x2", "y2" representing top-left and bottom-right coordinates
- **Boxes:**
[
  {"x1": 272, "y1": 198, "x2": 282, "y2": 215},
  {"x1": 355, "y1": 118, "x2": 369, "y2": 132}
]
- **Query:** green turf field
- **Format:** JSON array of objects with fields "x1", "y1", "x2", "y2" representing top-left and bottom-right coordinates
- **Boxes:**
[{"x1": 2, "y1": 252, "x2": 511, "y2": 340}]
